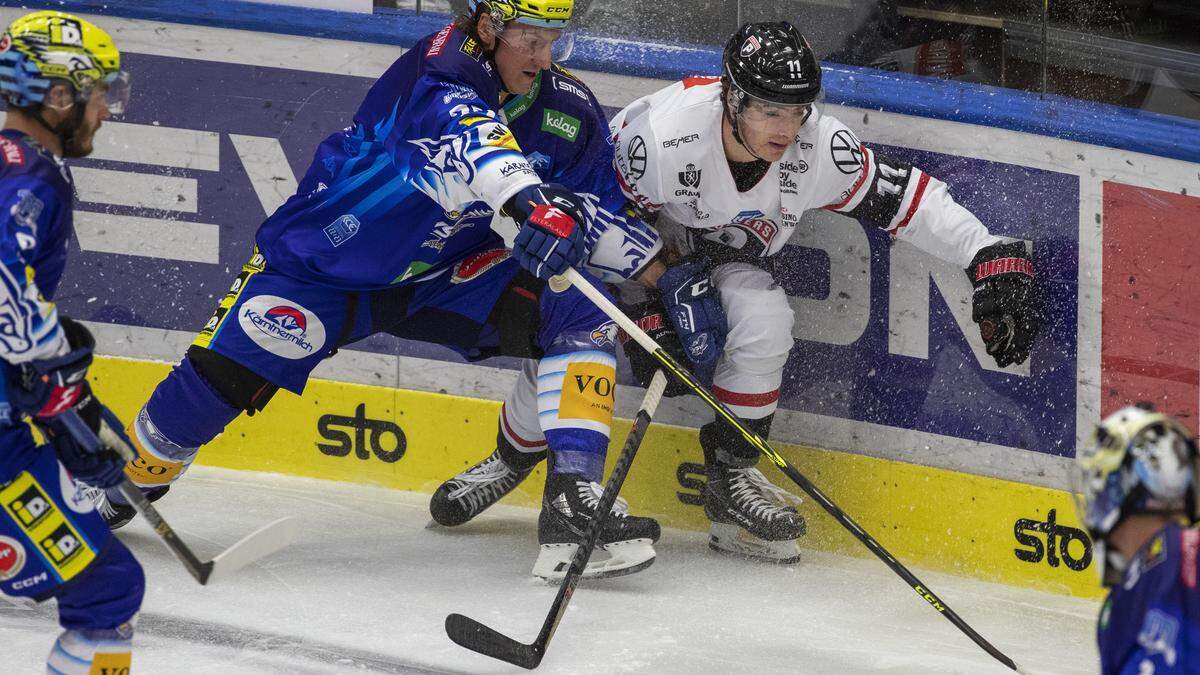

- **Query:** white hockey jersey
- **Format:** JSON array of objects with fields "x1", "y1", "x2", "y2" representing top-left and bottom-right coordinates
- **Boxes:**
[{"x1": 608, "y1": 77, "x2": 999, "y2": 267}]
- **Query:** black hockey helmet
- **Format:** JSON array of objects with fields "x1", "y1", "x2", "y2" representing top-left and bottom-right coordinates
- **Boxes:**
[{"x1": 722, "y1": 21, "x2": 821, "y2": 114}]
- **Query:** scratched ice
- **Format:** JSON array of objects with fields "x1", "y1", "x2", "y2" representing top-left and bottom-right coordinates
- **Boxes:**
[{"x1": 3, "y1": 467, "x2": 1099, "y2": 673}]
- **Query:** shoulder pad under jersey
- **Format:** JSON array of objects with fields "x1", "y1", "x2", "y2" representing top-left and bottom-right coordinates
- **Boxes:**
[{"x1": 419, "y1": 24, "x2": 502, "y2": 108}]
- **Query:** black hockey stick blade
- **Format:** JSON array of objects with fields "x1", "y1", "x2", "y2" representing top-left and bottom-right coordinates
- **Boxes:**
[
  {"x1": 445, "y1": 371, "x2": 667, "y2": 669},
  {"x1": 446, "y1": 612, "x2": 543, "y2": 670}
]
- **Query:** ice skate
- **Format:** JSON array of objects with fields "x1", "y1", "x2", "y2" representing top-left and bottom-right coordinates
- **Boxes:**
[
  {"x1": 533, "y1": 472, "x2": 659, "y2": 581},
  {"x1": 430, "y1": 444, "x2": 541, "y2": 527},
  {"x1": 705, "y1": 463, "x2": 805, "y2": 563}
]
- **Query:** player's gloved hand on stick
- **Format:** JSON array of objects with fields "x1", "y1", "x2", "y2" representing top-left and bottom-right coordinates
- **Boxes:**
[
  {"x1": 8, "y1": 316, "x2": 96, "y2": 420},
  {"x1": 38, "y1": 402, "x2": 130, "y2": 489},
  {"x1": 966, "y1": 241, "x2": 1040, "y2": 368},
  {"x1": 505, "y1": 183, "x2": 588, "y2": 280},
  {"x1": 621, "y1": 295, "x2": 693, "y2": 398},
  {"x1": 6, "y1": 317, "x2": 128, "y2": 487},
  {"x1": 656, "y1": 260, "x2": 726, "y2": 366}
]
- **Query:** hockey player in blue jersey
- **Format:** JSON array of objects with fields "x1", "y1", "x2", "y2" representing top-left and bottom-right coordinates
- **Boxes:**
[
  {"x1": 1075, "y1": 403, "x2": 1200, "y2": 673},
  {"x1": 0, "y1": 11, "x2": 143, "y2": 674},
  {"x1": 98, "y1": 0, "x2": 667, "y2": 579}
]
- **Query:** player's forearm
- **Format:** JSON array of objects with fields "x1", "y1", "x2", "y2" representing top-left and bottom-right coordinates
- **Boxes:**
[{"x1": 893, "y1": 178, "x2": 1002, "y2": 268}]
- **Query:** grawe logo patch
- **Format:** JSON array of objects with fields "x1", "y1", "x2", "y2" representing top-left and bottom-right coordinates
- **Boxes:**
[
  {"x1": 238, "y1": 295, "x2": 326, "y2": 360},
  {"x1": 542, "y1": 109, "x2": 580, "y2": 142}
]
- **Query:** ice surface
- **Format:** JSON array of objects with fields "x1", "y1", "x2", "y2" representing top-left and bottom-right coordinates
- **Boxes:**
[{"x1": 3, "y1": 467, "x2": 1099, "y2": 673}]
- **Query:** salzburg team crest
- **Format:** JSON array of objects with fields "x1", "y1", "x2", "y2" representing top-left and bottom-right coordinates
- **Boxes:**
[{"x1": 238, "y1": 295, "x2": 326, "y2": 360}]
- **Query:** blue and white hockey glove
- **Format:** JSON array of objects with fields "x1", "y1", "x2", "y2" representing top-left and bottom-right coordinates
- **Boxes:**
[
  {"x1": 506, "y1": 183, "x2": 588, "y2": 280},
  {"x1": 656, "y1": 261, "x2": 727, "y2": 366}
]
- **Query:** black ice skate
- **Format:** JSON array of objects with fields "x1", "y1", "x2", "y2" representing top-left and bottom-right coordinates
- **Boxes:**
[
  {"x1": 534, "y1": 472, "x2": 660, "y2": 581},
  {"x1": 701, "y1": 419, "x2": 805, "y2": 563},
  {"x1": 704, "y1": 463, "x2": 805, "y2": 563},
  {"x1": 429, "y1": 438, "x2": 543, "y2": 527}
]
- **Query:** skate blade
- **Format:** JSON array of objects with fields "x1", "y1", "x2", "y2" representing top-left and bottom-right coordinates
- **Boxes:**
[
  {"x1": 708, "y1": 522, "x2": 801, "y2": 564},
  {"x1": 532, "y1": 539, "x2": 656, "y2": 581}
]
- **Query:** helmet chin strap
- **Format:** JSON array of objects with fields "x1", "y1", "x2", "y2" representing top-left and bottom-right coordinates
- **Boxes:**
[
  {"x1": 30, "y1": 100, "x2": 86, "y2": 157},
  {"x1": 724, "y1": 104, "x2": 770, "y2": 163}
]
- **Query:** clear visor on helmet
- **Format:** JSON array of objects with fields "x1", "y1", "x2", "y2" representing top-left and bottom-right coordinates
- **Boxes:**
[
  {"x1": 499, "y1": 23, "x2": 574, "y2": 63},
  {"x1": 72, "y1": 70, "x2": 131, "y2": 115},
  {"x1": 737, "y1": 92, "x2": 815, "y2": 126},
  {"x1": 101, "y1": 70, "x2": 131, "y2": 115}
]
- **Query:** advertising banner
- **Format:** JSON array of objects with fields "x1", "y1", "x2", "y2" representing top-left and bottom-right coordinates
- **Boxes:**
[{"x1": 58, "y1": 49, "x2": 1082, "y2": 460}]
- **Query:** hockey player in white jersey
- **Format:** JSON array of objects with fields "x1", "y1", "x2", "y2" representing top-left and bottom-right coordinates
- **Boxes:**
[{"x1": 602, "y1": 21, "x2": 1042, "y2": 562}]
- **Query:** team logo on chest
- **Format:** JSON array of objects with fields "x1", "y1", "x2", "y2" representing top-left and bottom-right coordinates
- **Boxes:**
[
  {"x1": 678, "y1": 163, "x2": 702, "y2": 189},
  {"x1": 626, "y1": 136, "x2": 647, "y2": 179}
]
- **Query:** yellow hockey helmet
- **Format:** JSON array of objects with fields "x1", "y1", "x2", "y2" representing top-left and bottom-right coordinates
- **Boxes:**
[
  {"x1": 468, "y1": 0, "x2": 574, "y2": 29},
  {"x1": 0, "y1": 11, "x2": 129, "y2": 113}
]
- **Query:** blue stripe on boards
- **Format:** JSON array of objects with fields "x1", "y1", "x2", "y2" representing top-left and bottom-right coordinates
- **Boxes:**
[{"x1": 11, "y1": 0, "x2": 1200, "y2": 162}]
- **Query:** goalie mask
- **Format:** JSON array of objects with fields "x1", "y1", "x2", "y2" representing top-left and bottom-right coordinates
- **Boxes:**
[{"x1": 1073, "y1": 403, "x2": 1200, "y2": 586}]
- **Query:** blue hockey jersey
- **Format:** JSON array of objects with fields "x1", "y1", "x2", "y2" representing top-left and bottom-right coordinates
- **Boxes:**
[
  {"x1": 1098, "y1": 523, "x2": 1200, "y2": 674},
  {"x1": 0, "y1": 129, "x2": 72, "y2": 368},
  {"x1": 255, "y1": 23, "x2": 658, "y2": 291}
]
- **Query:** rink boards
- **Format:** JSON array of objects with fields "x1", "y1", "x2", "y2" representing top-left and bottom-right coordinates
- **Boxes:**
[
  {"x1": 92, "y1": 355, "x2": 1099, "y2": 599},
  {"x1": 4, "y1": 3, "x2": 1200, "y2": 600}
]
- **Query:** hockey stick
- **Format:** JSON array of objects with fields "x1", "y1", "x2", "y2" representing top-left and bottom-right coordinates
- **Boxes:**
[
  {"x1": 445, "y1": 369, "x2": 669, "y2": 669},
  {"x1": 60, "y1": 409, "x2": 300, "y2": 585},
  {"x1": 550, "y1": 268, "x2": 1029, "y2": 674}
]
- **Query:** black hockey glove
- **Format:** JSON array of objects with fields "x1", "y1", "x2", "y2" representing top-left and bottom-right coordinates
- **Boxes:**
[
  {"x1": 966, "y1": 241, "x2": 1041, "y2": 368},
  {"x1": 620, "y1": 295, "x2": 693, "y2": 398},
  {"x1": 36, "y1": 400, "x2": 131, "y2": 489}
]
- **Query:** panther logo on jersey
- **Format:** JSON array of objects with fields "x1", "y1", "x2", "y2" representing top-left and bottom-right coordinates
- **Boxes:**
[{"x1": 703, "y1": 210, "x2": 779, "y2": 257}]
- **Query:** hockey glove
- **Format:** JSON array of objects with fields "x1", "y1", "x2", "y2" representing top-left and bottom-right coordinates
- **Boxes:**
[
  {"x1": 36, "y1": 400, "x2": 130, "y2": 489},
  {"x1": 621, "y1": 295, "x2": 693, "y2": 398},
  {"x1": 505, "y1": 183, "x2": 588, "y2": 280},
  {"x1": 7, "y1": 316, "x2": 95, "y2": 420},
  {"x1": 966, "y1": 241, "x2": 1041, "y2": 368},
  {"x1": 657, "y1": 261, "x2": 727, "y2": 366}
]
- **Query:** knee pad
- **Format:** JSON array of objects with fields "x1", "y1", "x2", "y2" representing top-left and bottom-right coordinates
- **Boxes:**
[
  {"x1": 725, "y1": 287, "x2": 794, "y2": 376},
  {"x1": 186, "y1": 345, "x2": 279, "y2": 415},
  {"x1": 55, "y1": 540, "x2": 143, "y2": 631}
]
